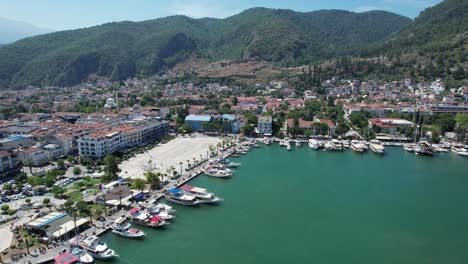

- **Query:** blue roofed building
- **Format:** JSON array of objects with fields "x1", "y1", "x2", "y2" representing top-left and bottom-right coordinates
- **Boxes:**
[{"x1": 185, "y1": 115, "x2": 214, "y2": 131}]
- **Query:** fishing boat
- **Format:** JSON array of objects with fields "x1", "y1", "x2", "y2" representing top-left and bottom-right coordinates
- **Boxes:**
[
  {"x1": 451, "y1": 144, "x2": 468, "y2": 156},
  {"x1": 413, "y1": 141, "x2": 434, "y2": 156},
  {"x1": 180, "y1": 185, "x2": 223, "y2": 204},
  {"x1": 71, "y1": 248, "x2": 94, "y2": 264},
  {"x1": 79, "y1": 236, "x2": 117, "y2": 260},
  {"x1": 264, "y1": 138, "x2": 272, "y2": 145},
  {"x1": 165, "y1": 189, "x2": 200, "y2": 206},
  {"x1": 111, "y1": 217, "x2": 145, "y2": 238},
  {"x1": 370, "y1": 139, "x2": 385, "y2": 155},
  {"x1": 403, "y1": 143, "x2": 415, "y2": 152},
  {"x1": 350, "y1": 140, "x2": 365, "y2": 153},
  {"x1": 330, "y1": 139, "x2": 343, "y2": 151},
  {"x1": 286, "y1": 142, "x2": 291, "y2": 151},
  {"x1": 129, "y1": 208, "x2": 169, "y2": 227}
]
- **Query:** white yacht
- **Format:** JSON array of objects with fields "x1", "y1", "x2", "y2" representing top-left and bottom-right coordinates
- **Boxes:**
[
  {"x1": 370, "y1": 140, "x2": 385, "y2": 155},
  {"x1": 308, "y1": 139, "x2": 320, "y2": 150},
  {"x1": 111, "y1": 217, "x2": 145, "y2": 238},
  {"x1": 452, "y1": 144, "x2": 468, "y2": 157},
  {"x1": 350, "y1": 140, "x2": 365, "y2": 153},
  {"x1": 79, "y1": 236, "x2": 117, "y2": 260},
  {"x1": 330, "y1": 139, "x2": 343, "y2": 151},
  {"x1": 286, "y1": 142, "x2": 291, "y2": 151},
  {"x1": 180, "y1": 185, "x2": 223, "y2": 204}
]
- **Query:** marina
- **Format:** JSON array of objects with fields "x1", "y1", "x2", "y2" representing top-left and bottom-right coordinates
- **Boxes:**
[{"x1": 91, "y1": 142, "x2": 468, "y2": 264}]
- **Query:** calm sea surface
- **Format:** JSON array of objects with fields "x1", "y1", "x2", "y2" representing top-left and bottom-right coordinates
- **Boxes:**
[{"x1": 98, "y1": 145, "x2": 468, "y2": 264}]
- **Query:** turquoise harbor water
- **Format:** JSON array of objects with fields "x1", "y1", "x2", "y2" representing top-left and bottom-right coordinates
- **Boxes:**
[{"x1": 98, "y1": 145, "x2": 468, "y2": 264}]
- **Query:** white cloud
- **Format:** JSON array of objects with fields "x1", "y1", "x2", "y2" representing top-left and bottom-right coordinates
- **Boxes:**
[{"x1": 170, "y1": 0, "x2": 240, "y2": 18}]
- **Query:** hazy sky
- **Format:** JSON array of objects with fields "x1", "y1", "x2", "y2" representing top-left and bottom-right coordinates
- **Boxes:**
[{"x1": 0, "y1": 0, "x2": 442, "y2": 31}]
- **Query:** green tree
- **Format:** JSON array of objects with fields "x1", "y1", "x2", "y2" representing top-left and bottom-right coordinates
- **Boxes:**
[
  {"x1": 145, "y1": 171, "x2": 161, "y2": 189},
  {"x1": 52, "y1": 186, "x2": 66, "y2": 197},
  {"x1": 104, "y1": 155, "x2": 121, "y2": 180},
  {"x1": 73, "y1": 166, "x2": 82, "y2": 176},
  {"x1": 42, "y1": 198, "x2": 51, "y2": 208},
  {"x1": 43, "y1": 174, "x2": 56, "y2": 187},
  {"x1": 25, "y1": 198, "x2": 31, "y2": 205},
  {"x1": 16, "y1": 172, "x2": 28, "y2": 183},
  {"x1": 27, "y1": 176, "x2": 43, "y2": 186},
  {"x1": 1, "y1": 205, "x2": 9, "y2": 213},
  {"x1": 2, "y1": 184, "x2": 12, "y2": 191},
  {"x1": 242, "y1": 124, "x2": 254, "y2": 135},
  {"x1": 57, "y1": 159, "x2": 65, "y2": 169},
  {"x1": 455, "y1": 113, "x2": 468, "y2": 130},
  {"x1": 132, "y1": 178, "x2": 146, "y2": 191}
]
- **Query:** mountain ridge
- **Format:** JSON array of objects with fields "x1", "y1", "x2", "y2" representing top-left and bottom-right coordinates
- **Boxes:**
[{"x1": 0, "y1": 8, "x2": 414, "y2": 88}]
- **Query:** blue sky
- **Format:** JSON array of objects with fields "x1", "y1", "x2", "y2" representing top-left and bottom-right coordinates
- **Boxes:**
[{"x1": 0, "y1": 0, "x2": 442, "y2": 30}]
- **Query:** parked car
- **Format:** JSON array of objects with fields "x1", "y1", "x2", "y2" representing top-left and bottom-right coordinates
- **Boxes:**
[{"x1": 1, "y1": 197, "x2": 10, "y2": 202}]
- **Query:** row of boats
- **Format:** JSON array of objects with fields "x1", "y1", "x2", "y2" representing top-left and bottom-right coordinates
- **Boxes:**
[
  {"x1": 57, "y1": 183, "x2": 224, "y2": 263},
  {"x1": 203, "y1": 158, "x2": 240, "y2": 178},
  {"x1": 275, "y1": 137, "x2": 467, "y2": 157},
  {"x1": 306, "y1": 138, "x2": 386, "y2": 154},
  {"x1": 403, "y1": 142, "x2": 468, "y2": 156}
]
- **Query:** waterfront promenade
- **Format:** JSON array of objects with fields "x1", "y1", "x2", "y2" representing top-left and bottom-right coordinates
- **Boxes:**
[{"x1": 119, "y1": 134, "x2": 223, "y2": 179}]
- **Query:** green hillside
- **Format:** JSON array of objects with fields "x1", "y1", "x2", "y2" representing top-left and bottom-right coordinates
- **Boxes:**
[{"x1": 0, "y1": 8, "x2": 411, "y2": 88}]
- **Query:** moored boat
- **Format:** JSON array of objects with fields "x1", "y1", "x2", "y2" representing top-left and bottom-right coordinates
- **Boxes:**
[
  {"x1": 165, "y1": 189, "x2": 200, "y2": 206},
  {"x1": 452, "y1": 144, "x2": 468, "y2": 157},
  {"x1": 151, "y1": 203, "x2": 176, "y2": 215},
  {"x1": 330, "y1": 139, "x2": 343, "y2": 151},
  {"x1": 295, "y1": 140, "x2": 302, "y2": 147},
  {"x1": 342, "y1": 140, "x2": 350, "y2": 148},
  {"x1": 350, "y1": 140, "x2": 365, "y2": 153},
  {"x1": 370, "y1": 139, "x2": 385, "y2": 155},
  {"x1": 111, "y1": 217, "x2": 145, "y2": 238},
  {"x1": 308, "y1": 139, "x2": 320, "y2": 150},
  {"x1": 413, "y1": 141, "x2": 434, "y2": 156},
  {"x1": 129, "y1": 208, "x2": 169, "y2": 227},
  {"x1": 71, "y1": 248, "x2": 94, "y2": 264},
  {"x1": 403, "y1": 143, "x2": 415, "y2": 152},
  {"x1": 79, "y1": 236, "x2": 117, "y2": 260},
  {"x1": 180, "y1": 185, "x2": 223, "y2": 204},
  {"x1": 204, "y1": 167, "x2": 233, "y2": 178}
]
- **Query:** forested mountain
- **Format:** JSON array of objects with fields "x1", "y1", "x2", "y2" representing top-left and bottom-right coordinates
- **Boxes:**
[
  {"x1": 0, "y1": 8, "x2": 411, "y2": 88},
  {"x1": 367, "y1": 0, "x2": 467, "y2": 79}
]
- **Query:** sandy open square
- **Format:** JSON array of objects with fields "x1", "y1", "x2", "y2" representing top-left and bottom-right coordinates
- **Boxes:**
[{"x1": 119, "y1": 134, "x2": 223, "y2": 179}]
